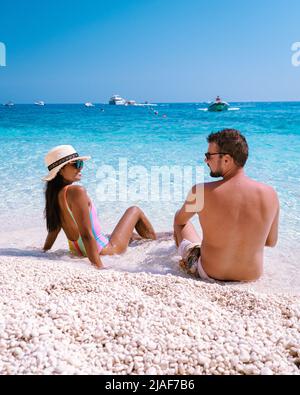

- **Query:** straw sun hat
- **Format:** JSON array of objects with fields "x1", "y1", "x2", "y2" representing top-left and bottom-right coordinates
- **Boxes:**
[{"x1": 43, "y1": 145, "x2": 91, "y2": 182}]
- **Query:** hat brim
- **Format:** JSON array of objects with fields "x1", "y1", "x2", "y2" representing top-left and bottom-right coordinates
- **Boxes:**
[{"x1": 42, "y1": 156, "x2": 91, "y2": 182}]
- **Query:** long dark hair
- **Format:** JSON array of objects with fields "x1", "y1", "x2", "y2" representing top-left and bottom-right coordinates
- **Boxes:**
[{"x1": 44, "y1": 173, "x2": 67, "y2": 232}]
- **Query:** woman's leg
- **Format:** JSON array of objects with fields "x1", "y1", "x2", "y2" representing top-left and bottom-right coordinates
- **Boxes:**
[
  {"x1": 130, "y1": 231, "x2": 173, "y2": 242},
  {"x1": 101, "y1": 206, "x2": 156, "y2": 255}
]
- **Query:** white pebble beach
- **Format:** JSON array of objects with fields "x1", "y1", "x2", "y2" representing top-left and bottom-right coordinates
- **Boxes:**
[{"x1": 0, "y1": 238, "x2": 299, "y2": 375}]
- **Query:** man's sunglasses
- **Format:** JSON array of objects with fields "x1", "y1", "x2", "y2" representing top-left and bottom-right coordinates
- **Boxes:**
[
  {"x1": 70, "y1": 160, "x2": 84, "y2": 169},
  {"x1": 205, "y1": 152, "x2": 229, "y2": 160}
]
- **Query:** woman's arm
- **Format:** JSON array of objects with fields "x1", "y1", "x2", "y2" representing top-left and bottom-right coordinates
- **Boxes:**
[
  {"x1": 67, "y1": 186, "x2": 104, "y2": 269},
  {"x1": 43, "y1": 227, "x2": 61, "y2": 251}
]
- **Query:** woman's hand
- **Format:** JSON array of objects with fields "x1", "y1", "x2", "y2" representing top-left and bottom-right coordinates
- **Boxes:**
[{"x1": 43, "y1": 228, "x2": 61, "y2": 251}]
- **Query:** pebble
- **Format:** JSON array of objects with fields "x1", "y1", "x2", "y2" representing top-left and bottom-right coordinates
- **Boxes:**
[{"x1": 260, "y1": 367, "x2": 274, "y2": 375}]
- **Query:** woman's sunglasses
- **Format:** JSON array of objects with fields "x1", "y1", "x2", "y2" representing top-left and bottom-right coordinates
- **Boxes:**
[{"x1": 70, "y1": 160, "x2": 84, "y2": 170}]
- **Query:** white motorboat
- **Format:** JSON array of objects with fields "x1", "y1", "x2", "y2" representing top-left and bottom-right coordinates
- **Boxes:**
[
  {"x1": 85, "y1": 102, "x2": 95, "y2": 107},
  {"x1": 4, "y1": 101, "x2": 14, "y2": 107},
  {"x1": 109, "y1": 95, "x2": 126, "y2": 105},
  {"x1": 135, "y1": 102, "x2": 157, "y2": 107},
  {"x1": 34, "y1": 101, "x2": 45, "y2": 106},
  {"x1": 125, "y1": 100, "x2": 137, "y2": 106}
]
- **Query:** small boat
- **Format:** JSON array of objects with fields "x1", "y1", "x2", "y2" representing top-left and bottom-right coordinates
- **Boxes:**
[
  {"x1": 109, "y1": 95, "x2": 126, "y2": 105},
  {"x1": 138, "y1": 101, "x2": 157, "y2": 107},
  {"x1": 125, "y1": 100, "x2": 137, "y2": 106},
  {"x1": 34, "y1": 101, "x2": 45, "y2": 106},
  {"x1": 208, "y1": 96, "x2": 229, "y2": 112},
  {"x1": 4, "y1": 101, "x2": 14, "y2": 107},
  {"x1": 85, "y1": 102, "x2": 95, "y2": 107}
]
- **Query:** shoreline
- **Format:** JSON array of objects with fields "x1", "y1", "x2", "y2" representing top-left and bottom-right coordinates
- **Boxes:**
[{"x1": 1, "y1": 234, "x2": 299, "y2": 296}]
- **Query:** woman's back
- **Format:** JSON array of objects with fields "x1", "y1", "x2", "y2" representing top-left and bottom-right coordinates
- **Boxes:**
[{"x1": 58, "y1": 185, "x2": 109, "y2": 256}]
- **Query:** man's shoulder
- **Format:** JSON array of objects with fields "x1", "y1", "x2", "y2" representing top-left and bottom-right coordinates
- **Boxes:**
[
  {"x1": 246, "y1": 179, "x2": 279, "y2": 206},
  {"x1": 203, "y1": 180, "x2": 223, "y2": 189},
  {"x1": 190, "y1": 182, "x2": 221, "y2": 194},
  {"x1": 250, "y1": 179, "x2": 278, "y2": 195}
]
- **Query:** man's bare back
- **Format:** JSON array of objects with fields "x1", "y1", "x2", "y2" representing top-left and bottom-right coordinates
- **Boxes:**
[
  {"x1": 198, "y1": 173, "x2": 279, "y2": 280},
  {"x1": 174, "y1": 129, "x2": 279, "y2": 282}
]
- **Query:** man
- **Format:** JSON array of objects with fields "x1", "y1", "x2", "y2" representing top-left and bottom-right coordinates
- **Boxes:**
[{"x1": 174, "y1": 129, "x2": 279, "y2": 281}]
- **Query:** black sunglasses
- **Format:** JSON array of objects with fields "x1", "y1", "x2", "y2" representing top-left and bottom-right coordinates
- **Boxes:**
[
  {"x1": 205, "y1": 152, "x2": 229, "y2": 160},
  {"x1": 70, "y1": 160, "x2": 84, "y2": 169}
]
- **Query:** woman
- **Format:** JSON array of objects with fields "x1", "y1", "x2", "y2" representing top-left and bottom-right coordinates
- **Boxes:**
[{"x1": 42, "y1": 145, "x2": 157, "y2": 269}]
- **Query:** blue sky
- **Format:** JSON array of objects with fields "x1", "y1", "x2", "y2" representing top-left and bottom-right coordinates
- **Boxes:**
[{"x1": 0, "y1": 0, "x2": 299, "y2": 103}]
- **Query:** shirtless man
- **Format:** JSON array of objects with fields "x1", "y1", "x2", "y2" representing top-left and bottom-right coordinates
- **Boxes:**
[{"x1": 174, "y1": 129, "x2": 279, "y2": 281}]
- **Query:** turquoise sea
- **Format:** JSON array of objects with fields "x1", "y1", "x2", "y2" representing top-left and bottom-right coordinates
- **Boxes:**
[{"x1": 0, "y1": 102, "x2": 299, "y2": 292}]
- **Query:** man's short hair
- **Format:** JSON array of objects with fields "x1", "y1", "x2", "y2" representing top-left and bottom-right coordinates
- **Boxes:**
[{"x1": 207, "y1": 129, "x2": 249, "y2": 167}]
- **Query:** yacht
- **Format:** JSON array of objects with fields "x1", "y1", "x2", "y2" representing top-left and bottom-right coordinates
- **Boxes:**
[
  {"x1": 4, "y1": 101, "x2": 14, "y2": 107},
  {"x1": 34, "y1": 101, "x2": 45, "y2": 106},
  {"x1": 85, "y1": 102, "x2": 95, "y2": 107},
  {"x1": 109, "y1": 95, "x2": 126, "y2": 105}
]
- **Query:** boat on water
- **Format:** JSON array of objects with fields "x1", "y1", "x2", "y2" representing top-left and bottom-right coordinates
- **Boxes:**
[
  {"x1": 109, "y1": 95, "x2": 156, "y2": 107},
  {"x1": 208, "y1": 96, "x2": 229, "y2": 112},
  {"x1": 4, "y1": 101, "x2": 14, "y2": 107},
  {"x1": 85, "y1": 102, "x2": 95, "y2": 107},
  {"x1": 34, "y1": 101, "x2": 45, "y2": 106},
  {"x1": 109, "y1": 95, "x2": 127, "y2": 105},
  {"x1": 125, "y1": 100, "x2": 137, "y2": 106}
]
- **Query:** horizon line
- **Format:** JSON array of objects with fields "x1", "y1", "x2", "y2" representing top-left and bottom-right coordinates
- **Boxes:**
[{"x1": 1, "y1": 100, "x2": 300, "y2": 105}]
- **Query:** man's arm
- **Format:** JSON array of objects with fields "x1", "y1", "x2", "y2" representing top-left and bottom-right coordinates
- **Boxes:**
[
  {"x1": 174, "y1": 184, "x2": 204, "y2": 226},
  {"x1": 43, "y1": 227, "x2": 61, "y2": 251},
  {"x1": 265, "y1": 189, "x2": 280, "y2": 248},
  {"x1": 265, "y1": 207, "x2": 279, "y2": 247}
]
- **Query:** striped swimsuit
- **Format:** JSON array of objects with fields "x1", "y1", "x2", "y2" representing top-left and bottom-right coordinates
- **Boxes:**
[{"x1": 64, "y1": 186, "x2": 109, "y2": 257}]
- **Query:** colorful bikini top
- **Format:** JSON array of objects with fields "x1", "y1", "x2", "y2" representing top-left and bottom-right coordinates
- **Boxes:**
[{"x1": 64, "y1": 185, "x2": 109, "y2": 257}]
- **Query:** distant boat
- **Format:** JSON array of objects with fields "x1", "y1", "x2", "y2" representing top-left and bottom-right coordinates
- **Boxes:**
[
  {"x1": 125, "y1": 100, "x2": 137, "y2": 106},
  {"x1": 4, "y1": 101, "x2": 14, "y2": 107},
  {"x1": 109, "y1": 95, "x2": 126, "y2": 105},
  {"x1": 85, "y1": 102, "x2": 95, "y2": 107},
  {"x1": 208, "y1": 96, "x2": 229, "y2": 112},
  {"x1": 109, "y1": 95, "x2": 156, "y2": 106},
  {"x1": 136, "y1": 102, "x2": 157, "y2": 107},
  {"x1": 34, "y1": 101, "x2": 45, "y2": 106}
]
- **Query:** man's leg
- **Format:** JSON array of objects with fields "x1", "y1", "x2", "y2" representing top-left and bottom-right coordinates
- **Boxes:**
[{"x1": 174, "y1": 221, "x2": 202, "y2": 276}]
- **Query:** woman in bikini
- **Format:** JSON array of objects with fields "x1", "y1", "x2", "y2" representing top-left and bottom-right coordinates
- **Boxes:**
[{"x1": 42, "y1": 145, "x2": 157, "y2": 269}]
